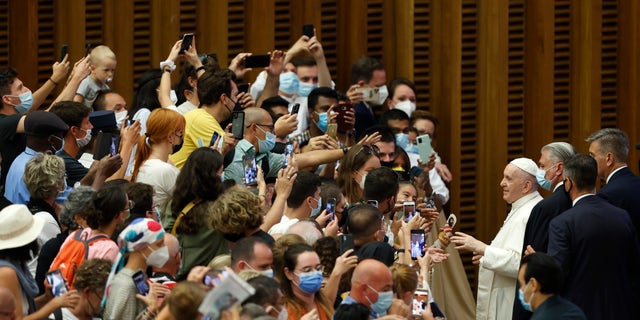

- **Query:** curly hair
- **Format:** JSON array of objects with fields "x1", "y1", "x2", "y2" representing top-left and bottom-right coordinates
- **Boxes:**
[
  {"x1": 313, "y1": 236, "x2": 339, "y2": 277},
  {"x1": 165, "y1": 281, "x2": 206, "y2": 320},
  {"x1": 60, "y1": 185, "x2": 95, "y2": 230},
  {"x1": 172, "y1": 148, "x2": 225, "y2": 234},
  {"x1": 85, "y1": 185, "x2": 127, "y2": 229},
  {"x1": 23, "y1": 153, "x2": 65, "y2": 200},
  {"x1": 73, "y1": 258, "x2": 112, "y2": 291},
  {"x1": 209, "y1": 186, "x2": 263, "y2": 235}
]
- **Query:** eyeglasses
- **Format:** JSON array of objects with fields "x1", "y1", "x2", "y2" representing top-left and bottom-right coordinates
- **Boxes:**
[{"x1": 354, "y1": 144, "x2": 380, "y2": 158}]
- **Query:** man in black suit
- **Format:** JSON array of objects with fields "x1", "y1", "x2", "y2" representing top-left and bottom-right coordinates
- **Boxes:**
[
  {"x1": 548, "y1": 153, "x2": 640, "y2": 319},
  {"x1": 347, "y1": 56, "x2": 387, "y2": 140},
  {"x1": 513, "y1": 142, "x2": 575, "y2": 320},
  {"x1": 517, "y1": 253, "x2": 586, "y2": 320},
  {"x1": 587, "y1": 128, "x2": 640, "y2": 238}
]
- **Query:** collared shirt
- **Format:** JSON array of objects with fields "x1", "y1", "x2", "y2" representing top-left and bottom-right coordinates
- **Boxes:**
[
  {"x1": 4, "y1": 147, "x2": 37, "y2": 204},
  {"x1": 223, "y1": 139, "x2": 284, "y2": 184},
  {"x1": 606, "y1": 165, "x2": 628, "y2": 184},
  {"x1": 572, "y1": 193, "x2": 595, "y2": 207}
]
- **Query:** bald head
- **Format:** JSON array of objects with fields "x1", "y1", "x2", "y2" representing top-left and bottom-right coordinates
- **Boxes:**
[
  {"x1": 350, "y1": 259, "x2": 393, "y2": 307},
  {"x1": 244, "y1": 107, "x2": 271, "y2": 126},
  {"x1": 153, "y1": 234, "x2": 181, "y2": 276},
  {"x1": 287, "y1": 220, "x2": 323, "y2": 245},
  {"x1": 0, "y1": 288, "x2": 16, "y2": 319}
]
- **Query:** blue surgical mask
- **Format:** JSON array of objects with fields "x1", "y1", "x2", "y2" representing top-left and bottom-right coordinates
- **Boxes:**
[
  {"x1": 536, "y1": 164, "x2": 557, "y2": 191},
  {"x1": 395, "y1": 133, "x2": 409, "y2": 150},
  {"x1": 366, "y1": 285, "x2": 394, "y2": 315},
  {"x1": 518, "y1": 282, "x2": 534, "y2": 312},
  {"x1": 279, "y1": 72, "x2": 299, "y2": 95},
  {"x1": 50, "y1": 135, "x2": 65, "y2": 155},
  {"x1": 256, "y1": 126, "x2": 276, "y2": 154},
  {"x1": 310, "y1": 196, "x2": 323, "y2": 216},
  {"x1": 295, "y1": 270, "x2": 323, "y2": 294},
  {"x1": 246, "y1": 262, "x2": 275, "y2": 278},
  {"x1": 405, "y1": 143, "x2": 419, "y2": 154},
  {"x1": 298, "y1": 82, "x2": 317, "y2": 97},
  {"x1": 315, "y1": 112, "x2": 328, "y2": 132},
  {"x1": 7, "y1": 90, "x2": 34, "y2": 114}
]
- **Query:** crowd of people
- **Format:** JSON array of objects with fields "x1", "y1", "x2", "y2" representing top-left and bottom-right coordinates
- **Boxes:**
[{"x1": 0, "y1": 29, "x2": 638, "y2": 320}]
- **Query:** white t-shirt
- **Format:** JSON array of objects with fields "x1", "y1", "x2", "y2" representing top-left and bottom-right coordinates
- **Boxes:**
[
  {"x1": 135, "y1": 159, "x2": 180, "y2": 209},
  {"x1": 28, "y1": 212, "x2": 61, "y2": 276},
  {"x1": 48, "y1": 307, "x2": 101, "y2": 320},
  {"x1": 176, "y1": 100, "x2": 198, "y2": 115},
  {"x1": 268, "y1": 215, "x2": 299, "y2": 235}
]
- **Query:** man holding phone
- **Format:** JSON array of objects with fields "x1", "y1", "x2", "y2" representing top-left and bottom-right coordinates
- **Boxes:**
[{"x1": 348, "y1": 56, "x2": 388, "y2": 140}]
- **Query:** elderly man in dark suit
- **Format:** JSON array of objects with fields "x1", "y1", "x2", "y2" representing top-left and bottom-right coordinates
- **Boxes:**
[
  {"x1": 548, "y1": 153, "x2": 640, "y2": 319},
  {"x1": 587, "y1": 128, "x2": 640, "y2": 238},
  {"x1": 513, "y1": 142, "x2": 576, "y2": 320}
]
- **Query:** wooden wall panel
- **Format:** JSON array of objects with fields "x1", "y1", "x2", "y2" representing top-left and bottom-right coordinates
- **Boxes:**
[
  {"x1": 601, "y1": 0, "x2": 618, "y2": 129},
  {"x1": 197, "y1": 0, "x2": 229, "y2": 68},
  {"x1": 507, "y1": 0, "x2": 525, "y2": 159},
  {"x1": 37, "y1": 0, "x2": 55, "y2": 104},
  {"x1": 320, "y1": 0, "x2": 338, "y2": 82},
  {"x1": 553, "y1": 0, "x2": 571, "y2": 141},
  {"x1": 337, "y1": 0, "x2": 367, "y2": 90},
  {"x1": 414, "y1": 0, "x2": 431, "y2": 111},
  {"x1": 10, "y1": 0, "x2": 40, "y2": 95},
  {"x1": 244, "y1": 0, "x2": 275, "y2": 83},
  {"x1": 104, "y1": 0, "x2": 134, "y2": 103},
  {"x1": 0, "y1": 1, "x2": 8, "y2": 68},
  {"x1": 131, "y1": 1, "x2": 152, "y2": 93}
]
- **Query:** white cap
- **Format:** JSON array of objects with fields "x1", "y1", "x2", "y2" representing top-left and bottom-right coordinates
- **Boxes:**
[{"x1": 510, "y1": 157, "x2": 538, "y2": 177}]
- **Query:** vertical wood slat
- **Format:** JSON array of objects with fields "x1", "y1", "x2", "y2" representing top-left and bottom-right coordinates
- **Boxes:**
[
  {"x1": 524, "y1": 0, "x2": 555, "y2": 157},
  {"x1": 320, "y1": 0, "x2": 338, "y2": 82},
  {"x1": 9, "y1": 0, "x2": 40, "y2": 91},
  {"x1": 197, "y1": 0, "x2": 229, "y2": 68},
  {"x1": 0, "y1": 1, "x2": 9, "y2": 68},
  {"x1": 553, "y1": 0, "x2": 571, "y2": 141},
  {"x1": 476, "y1": 0, "x2": 509, "y2": 243},
  {"x1": 244, "y1": 0, "x2": 275, "y2": 83},
  {"x1": 290, "y1": 0, "x2": 323, "y2": 42},
  {"x1": 507, "y1": 0, "x2": 525, "y2": 160},
  {"x1": 600, "y1": 0, "x2": 617, "y2": 130},
  {"x1": 569, "y1": 0, "x2": 602, "y2": 152},
  {"x1": 337, "y1": 0, "x2": 367, "y2": 90},
  {"x1": 618, "y1": 0, "x2": 640, "y2": 173},
  {"x1": 392, "y1": 0, "x2": 415, "y2": 80},
  {"x1": 413, "y1": 0, "x2": 431, "y2": 111},
  {"x1": 104, "y1": 0, "x2": 134, "y2": 104}
]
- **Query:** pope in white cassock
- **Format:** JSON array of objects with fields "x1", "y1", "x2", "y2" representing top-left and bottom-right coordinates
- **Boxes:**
[{"x1": 450, "y1": 158, "x2": 542, "y2": 320}]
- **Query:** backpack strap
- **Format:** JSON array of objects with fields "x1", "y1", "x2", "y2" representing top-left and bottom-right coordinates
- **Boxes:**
[
  {"x1": 77, "y1": 230, "x2": 109, "y2": 260},
  {"x1": 171, "y1": 199, "x2": 202, "y2": 235}
]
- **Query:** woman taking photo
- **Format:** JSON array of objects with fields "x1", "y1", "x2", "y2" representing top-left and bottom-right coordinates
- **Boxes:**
[
  {"x1": 336, "y1": 144, "x2": 381, "y2": 204},
  {"x1": 132, "y1": 108, "x2": 185, "y2": 210}
]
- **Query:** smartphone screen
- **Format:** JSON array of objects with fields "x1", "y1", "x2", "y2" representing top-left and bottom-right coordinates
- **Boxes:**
[
  {"x1": 413, "y1": 289, "x2": 429, "y2": 316},
  {"x1": 209, "y1": 132, "x2": 220, "y2": 147},
  {"x1": 244, "y1": 54, "x2": 271, "y2": 68},
  {"x1": 326, "y1": 198, "x2": 336, "y2": 222},
  {"x1": 180, "y1": 33, "x2": 194, "y2": 54},
  {"x1": 302, "y1": 24, "x2": 314, "y2": 38},
  {"x1": 403, "y1": 201, "x2": 416, "y2": 223},
  {"x1": 290, "y1": 103, "x2": 300, "y2": 114},
  {"x1": 359, "y1": 87, "x2": 380, "y2": 102},
  {"x1": 132, "y1": 270, "x2": 150, "y2": 296},
  {"x1": 243, "y1": 154, "x2": 258, "y2": 186},
  {"x1": 283, "y1": 142, "x2": 293, "y2": 168},
  {"x1": 46, "y1": 270, "x2": 68, "y2": 297},
  {"x1": 410, "y1": 230, "x2": 426, "y2": 260},
  {"x1": 326, "y1": 123, "x2": 338, "y2": 138},
  {"x1": 59, "y1": 44, "x2": 68, "y2": 62},
  {"x1": 231, "y1": 111, "x2": 245, "y2": 139},
  {"x1": 203, "y1": 270, "x2": 228, "y2": 287},
  {"x1": 94, "y1": 132, "x2": 121, "y2": 160}
]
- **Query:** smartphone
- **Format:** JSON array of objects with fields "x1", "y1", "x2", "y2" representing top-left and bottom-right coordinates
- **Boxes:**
[
  {"x1": 403, "y1": 201, "x2": 416, "y2": 223},
  {"x1": 359, "y1": 87, "x2": 380, "y2": 102},
  {"x1": 290, "y1": 103, "x2": 300, "y2": 114},
  {"x1": 446, "y1": 213, "x2": 458, "y2": 228},
  {"x1": 238, "y1": 83, "x2": 250, "y2": 94},
  {"x1": 126, "y1": 119, "x2": 134, "y2": 127},
  {"x1": 338, "y1": 234, "x2": 354, "y2": 255},
  {"x1": 180, "y1": 33, "x2": 194, "y2": 54},
  {"x1": 85, "y1": 44, "x2": 92, "y2": 56},
  {"x1": 413, "y1": 289, "x2": 429, "y2": 316},
  {"x1": 46, "y1": 270, "x2": 68, "y2": 297},
  {"x1": 231, "y1": 111, "x2": 245, "y2": 139},
  {"x1": 132, "y1": 270, "x2": 150, "y2": 296},
  {"x1": 283, "y1": 142, "x2": 293, "y2": 168},
  {"x1": 242, "y1": 154, "x2": 258, "y2": 186},
  {"x1": 302, "y1": 24, "x2": 315, "y2": 38},
  {"x1": 59, "y1": 44, "x2": 68, "y2": 62},
  {"x1": 326, "y1": 198, "x2": 337, "y2": 222},
  {"x1": 416, "y1": 134, "x2": 433, "y2": 164},
  {"x1": 335, "y1": 101, "x2": 353, "y2": 132},
  {"x1": 244, "y1": 54, "x2": 271, "y2": 68},
  {"x1": 366, "y1": 200, "x2": 378, "y2": 208},
  {"x1": 326, "y1": 123, "x2": 338, "y2": 138},
  {"x1": 203, "y1": 270, "x2": 228, "y2": 287},
  {"x1": 94, "y1": 132, "x2": 121, "y2": 160},
  {"x1": 410, "y1": 229, "x2": 426, "y2": 260},
  {"x1": 209, "y1": 132, "x2": 220, "y2": 147}
]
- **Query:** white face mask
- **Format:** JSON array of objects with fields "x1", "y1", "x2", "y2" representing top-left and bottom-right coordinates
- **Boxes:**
[
  {"x1": 169, "y1": 90, "x2": 178, "y2": 105},
  {"x1": 377, "y1": 85, "x2": 389, "y2": 105},
  {"x1": 144, "y1": 246, "x2": 170, "y2": 268},
  {"x1": 359, "y1": 172, "x2": 367, "y2": 190},
  {"x1": 75, "y1": 128, "x2": 92, "y2": 148},
  {"x1": 115, "y1": 111, "x2": 127, "y2": 129},
  {"x1": 394, "y1": 100, "x2": 416, "y2": 117}
]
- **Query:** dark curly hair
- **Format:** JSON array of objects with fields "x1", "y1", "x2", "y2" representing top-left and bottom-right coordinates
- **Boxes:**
[
  {"x1": 171, "y1": 147, "x2": 224, "y2": 234},
  {"x1": 73, "y1": 258, "x2": 112, "y2": 291},
  {"x1": 85, "y1": 185, "x2": 127, "y2": 230}
]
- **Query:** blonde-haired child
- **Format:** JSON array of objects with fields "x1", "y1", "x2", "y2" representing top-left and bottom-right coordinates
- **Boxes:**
[{"x1": 74, "y1": 45, "x2": 117, "y2": 109}]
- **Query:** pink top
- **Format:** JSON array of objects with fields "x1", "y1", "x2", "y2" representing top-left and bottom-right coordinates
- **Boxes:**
[{"x1": 60, "y1": 228, "x2": 119, "y2": 262}]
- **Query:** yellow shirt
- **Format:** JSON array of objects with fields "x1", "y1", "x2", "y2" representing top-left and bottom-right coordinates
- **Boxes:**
[{"x1": 169, "y1": 108, "x2": 224, "y2": 169}]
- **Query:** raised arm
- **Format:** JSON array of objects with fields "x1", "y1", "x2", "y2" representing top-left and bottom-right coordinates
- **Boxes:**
[
  {"x1": 159, "y1": 40, "x2": 182, "y2": 108},
  {"x1": 255, "y1": 50, "x2": 284, "y2": 109},
  {"x1": 31, "y1": 55, "x2": 70, "y2": 111},
  {"x1": 49, "y1": 56, "x2": 91, "y2": 108}
]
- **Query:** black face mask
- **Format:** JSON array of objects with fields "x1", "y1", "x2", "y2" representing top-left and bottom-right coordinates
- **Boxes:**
[
  {"x1": 380, "y1": 160, "x2": 394, "y2": 168},
  {"x1": 172, "y1": 141, "x2": 183, "y2": 154}
]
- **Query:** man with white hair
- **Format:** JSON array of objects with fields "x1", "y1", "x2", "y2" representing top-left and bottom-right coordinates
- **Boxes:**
[
  {"x1": 451, "y1": 158, "x2": 543, "y2": 320},
  {"x1": 513, "y1": 142, "x2": 575, "y2": 320},
  {"x1": 286, "y1": 220, "x2": 323, "y2": 245}
]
